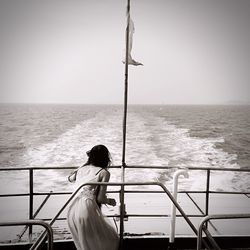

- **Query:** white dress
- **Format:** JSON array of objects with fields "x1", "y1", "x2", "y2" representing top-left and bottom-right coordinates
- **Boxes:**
[{"x1": 67, "y1": 165, "x2": 119, "y2": 250}]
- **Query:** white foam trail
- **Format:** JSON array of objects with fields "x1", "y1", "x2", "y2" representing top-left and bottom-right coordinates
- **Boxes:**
[
  {"x1": 144, "y1": 115, "x2": 241, "y2": 191},
  {"x1": 21, "y1": 112, "x2": 124, "y2": 191},
  {"x1": 124, "y1": 112, "x2": 242, "y2": 191},
  {"x1": 23, "y1": 112, "x2": 123, "y2": 167},
  {"x1": 21, "y1": 110, "x2": 246, "y2": 192}
]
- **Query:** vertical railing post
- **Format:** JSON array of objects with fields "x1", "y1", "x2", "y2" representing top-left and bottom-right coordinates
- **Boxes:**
[
  {"x1": 119, "y1": 181, "x2": 125, "y2": 250},
  {"x1": 205, "y1": 169, "x2": 210, "y2": 215},
  {"x1": 205, "y1": 170, "x2": 210, "y2": 228},
  {"x1": 29, "y1": 168, "x2": 34, "y2": 240}
]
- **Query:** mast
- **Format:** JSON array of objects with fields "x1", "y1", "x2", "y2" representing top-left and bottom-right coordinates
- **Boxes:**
[
  {"x1": 122, "y1": 0, "x2": 130, "y2": 167},
  {"x1": 120, "y1": 0, "x2": 130, "y2": 248}
]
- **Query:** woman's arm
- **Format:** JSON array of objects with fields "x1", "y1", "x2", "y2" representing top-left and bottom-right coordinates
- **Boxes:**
[
  {"x1": 96, "y1": 170, "x2": 116, "y2": 206},
  {"x1": 68, "y1": 166, "x2": 84, "y2": 182}
]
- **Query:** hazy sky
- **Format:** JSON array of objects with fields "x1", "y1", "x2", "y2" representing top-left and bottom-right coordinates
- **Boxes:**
[{"x1": 0, "y1": 0, "x2": 249, "y2": 104}]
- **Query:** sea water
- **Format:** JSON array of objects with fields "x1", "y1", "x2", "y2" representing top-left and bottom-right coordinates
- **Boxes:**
[{"x1": 0, "y1": 104, "x2": 249, "y2": 194}]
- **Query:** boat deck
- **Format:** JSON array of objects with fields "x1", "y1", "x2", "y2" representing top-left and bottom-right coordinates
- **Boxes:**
[{"x1": 0, "y1": 236, "x2": 250, "y2": 250}]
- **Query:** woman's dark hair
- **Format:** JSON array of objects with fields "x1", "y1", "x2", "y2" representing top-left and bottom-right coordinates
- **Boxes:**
[{"x1": 84, "y1": 144, "x2": 111, "y2": 169}]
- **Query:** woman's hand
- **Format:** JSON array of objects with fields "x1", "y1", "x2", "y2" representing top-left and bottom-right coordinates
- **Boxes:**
[
  {"x1": 107, "y1": 198, "x2": 116, "y2": 206},
  {"x1": 68, "y1": 171, "x2": 76, "y2": 182}
]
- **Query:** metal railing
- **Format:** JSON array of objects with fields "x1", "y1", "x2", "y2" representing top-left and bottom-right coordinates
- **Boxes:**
[
  {"x1": 0, "y1": 220, "x2": 53, "y2": 250},
  {"x1": 30, "y1": 181, "x2": 210, "y2": 250},
  {"x1": 197, "y1": 214, "x2": 250, "y2": 250},
  {"x1": 0, "y1": 166, "x2": 250, "y2": 245}
]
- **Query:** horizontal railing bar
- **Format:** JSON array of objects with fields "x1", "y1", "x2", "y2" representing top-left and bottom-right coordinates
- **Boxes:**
[
  {"x1": 36, "y1": 190, "x2": 250, "y2": 195},
  {"x1": 126, "y1": 166, "x2": 181, "y2": 169},
  {"x1": 209, "y1": 191, "x2": 250, "y2": 194},
  {"x1": 34, "y1": 217, "x2": 70, "y2": 221},
  {"x1": 0, "y1": 166, "x2": 78, "y2": 171},
  {"x1": 125, "y1": 166, "x2": 250, "y2": 172},
  {"x1": 114, "y1": 214, "x2": 204, "y2": 218},
  {"x1": 0, "y1": 193, "x2": 31, "y2": 197},
  {"x1": 124, "y1": 190, "x2": 250, "y2": 194},
  {"x1": 121, "y1": 214, "x2": 204, "y2": 217},
  {"x1": 0, "y1": 166, "x2": 250, "y2": 172},
  {"x1": 0, "y1": 166, "x2": 120, "y2": 171},
  {"x1": 36, "y1": 214, "x2": 205, "y2": 221},
  {"x1": 1, "y1": 190, "x2": 249, "y2": 198},
  {"x1": 34, "y1": 192, "x2": 71, "y2": 195},
  {"x1": 124, "y1": 190, "x2": 176, "y2": 193}
]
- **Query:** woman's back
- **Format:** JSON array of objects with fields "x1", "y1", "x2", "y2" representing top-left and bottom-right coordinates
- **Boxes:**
[
  {"x1": 73, "y1": 165, "x2": 103, "y2": 201},
  {"x1": 75, "y1": 165, "x2": 101, "y2": 187}
]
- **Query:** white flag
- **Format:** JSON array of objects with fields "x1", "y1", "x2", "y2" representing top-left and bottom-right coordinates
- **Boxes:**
[{"x1": 124, "y1": 19, "x2": 143, "y2": 66}]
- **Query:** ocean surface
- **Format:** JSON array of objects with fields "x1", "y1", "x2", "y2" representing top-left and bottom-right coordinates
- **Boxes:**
[{"x1": 0, "y1": 104, "x2": 250, "y2": 194}]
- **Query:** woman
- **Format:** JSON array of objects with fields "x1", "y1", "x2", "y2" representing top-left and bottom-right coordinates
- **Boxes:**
[{"x1": 67, "y1": 145, "x2": 119, "y2": 250}]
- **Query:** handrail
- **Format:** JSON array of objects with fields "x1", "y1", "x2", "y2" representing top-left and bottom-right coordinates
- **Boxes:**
[
  {"x1": 1, "y1": 166, "x2": 250, "y2": 245},
  {"x1": 170, "y1": 169, "x2": 189, "y2": 243},
  {"x1": 31, "y1": 181, "x2": 209, "y2": 250},
  {"x1": 197, "y1": 214, "x2": 250, "y2": 250},
  {"x1": 1, "y1": 165, "x2": 250, "y2": 172},
  {"x1": 0, "y1": 219, "x2": 53, "y2": 250}
]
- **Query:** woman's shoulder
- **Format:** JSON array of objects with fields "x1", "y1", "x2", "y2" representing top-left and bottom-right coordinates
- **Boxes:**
[
  {"x1": 95, "y1": 166, "x2": 108, "y2": 174},
  {"x1": 98, "y1": 168, "x2": 110, "y2": 180}
]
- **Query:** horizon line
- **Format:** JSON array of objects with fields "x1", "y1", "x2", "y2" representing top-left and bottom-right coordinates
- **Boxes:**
[{"x1": 0, "y1": 102, "x2": 249, "y2": 106}]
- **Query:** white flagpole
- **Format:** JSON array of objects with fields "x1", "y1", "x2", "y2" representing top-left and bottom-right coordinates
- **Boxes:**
[
  {"x1": 120, "y1": 0, "x2": 130, "y2": 248},
  {"x1": 122, "y1": 0, "x2": 130, "y2": 165}
]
